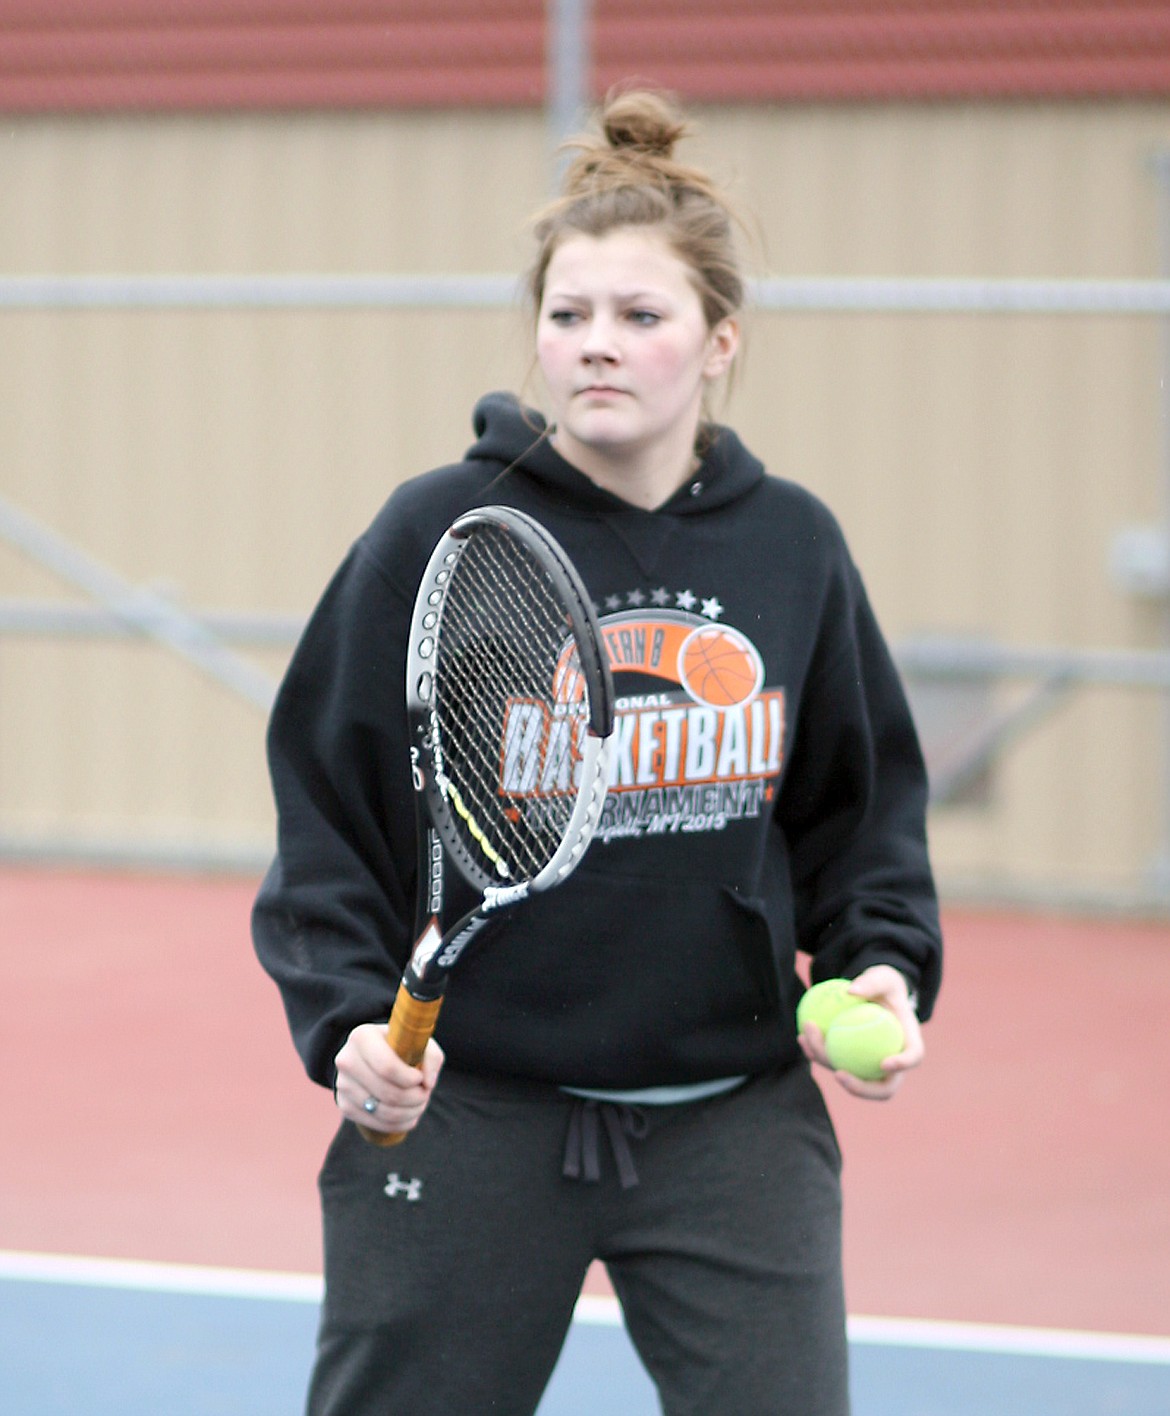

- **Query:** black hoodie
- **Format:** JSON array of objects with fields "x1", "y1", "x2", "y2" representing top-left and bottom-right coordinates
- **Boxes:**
[{"x1": 253, "y1": 393, "x2": 942, "y2": 1090}]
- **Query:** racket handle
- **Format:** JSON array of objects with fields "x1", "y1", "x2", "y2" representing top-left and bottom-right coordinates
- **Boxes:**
[{"x1": 356, "y1": 982, "x2": 444, "y2": 1148}]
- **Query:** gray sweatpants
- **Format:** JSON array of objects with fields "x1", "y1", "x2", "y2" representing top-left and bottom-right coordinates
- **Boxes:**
[{"x1": 307, "y1": 1064, "x2": 850, "y2": 1415}]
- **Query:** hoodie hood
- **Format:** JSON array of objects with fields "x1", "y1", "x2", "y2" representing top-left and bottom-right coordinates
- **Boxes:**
[{"x1": 466, "y1": 391, "x2": 766, "y2": 516}]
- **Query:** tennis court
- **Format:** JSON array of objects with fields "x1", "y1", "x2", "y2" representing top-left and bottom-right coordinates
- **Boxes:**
[
  {"x1": 4, "y1": 1253, "x2": 1170, "y2": 1415},
  {"x1": 2, "y1": 866, "x2": 1169, "y2": 1412}
]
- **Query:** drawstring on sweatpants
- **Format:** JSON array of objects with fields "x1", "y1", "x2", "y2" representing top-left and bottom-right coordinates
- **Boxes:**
[{"x1": 562, "y1": 1097, "x2": 649, "y2": 1190}]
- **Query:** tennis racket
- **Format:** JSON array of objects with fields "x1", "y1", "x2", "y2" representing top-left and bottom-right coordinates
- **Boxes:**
[{"x1": 359, "y1": 505, "x2": 615, "y2": 1146}]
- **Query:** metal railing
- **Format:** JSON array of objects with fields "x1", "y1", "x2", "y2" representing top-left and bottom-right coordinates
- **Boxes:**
[
  {"x1": 0, "y1": 495, "x2": 279, "y2": 712},
  {"x1": 3, "y1": 273, "x2": 1170, "y2": 314},
  {"x1": 6, "y1": 574, "x2": 1169, "y2": 803}
]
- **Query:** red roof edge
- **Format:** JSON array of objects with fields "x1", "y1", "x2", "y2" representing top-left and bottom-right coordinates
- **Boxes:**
[{"x1": 0, "y1": 5, "x2": 1167, "y2": 114}]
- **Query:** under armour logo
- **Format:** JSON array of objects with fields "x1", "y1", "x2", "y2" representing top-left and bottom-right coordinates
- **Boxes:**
[{"x1": 384, "y1": 1172, "x2": 423, "y2": 1202}]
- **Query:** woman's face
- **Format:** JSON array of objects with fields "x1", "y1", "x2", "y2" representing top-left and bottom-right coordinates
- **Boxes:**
[{"x1": 536, "y1": 226, "x2": 737, "y2": 507}]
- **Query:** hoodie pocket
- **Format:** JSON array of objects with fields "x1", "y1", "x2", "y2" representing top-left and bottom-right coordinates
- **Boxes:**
[
  {"x1": 439, "y1": 861, "x2": 801, "y2": 1084},
  {"x1": 505, "y1": 868, "x2": 784, "y2": 1043}
]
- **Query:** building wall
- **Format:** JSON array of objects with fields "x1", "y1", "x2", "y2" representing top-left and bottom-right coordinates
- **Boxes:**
[{"x1": 0, "y1": 97, "x2": 1167, "y2": 901}]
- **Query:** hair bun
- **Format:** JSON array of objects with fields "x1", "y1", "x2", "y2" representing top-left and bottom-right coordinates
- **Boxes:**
[
  {"x1": 602, "y1": 90, "x2": 688, "y2": 160},
  {"x1": 529, "y1": 87, "x2": 745, "y2": 339}
]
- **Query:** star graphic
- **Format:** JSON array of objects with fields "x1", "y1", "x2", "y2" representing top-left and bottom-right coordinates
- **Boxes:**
[
  {"x1": 605, "y1": 594, "x2": 623, "y2": 611},
  {"x1": 700, "y1": 597, "x2": 724, "y2": 620},
  {"x1": 627, "y1": 588, "x2": 646, "y2": 607},
  {"x1": 676, "y1": 589, "x2": 697, "y2": 611},
  {"x1": 650, "y1": 587, "x2": 671, "y2": 606}
]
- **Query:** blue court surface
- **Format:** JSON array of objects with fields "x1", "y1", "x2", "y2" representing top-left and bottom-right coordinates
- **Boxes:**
[{"x1": 3, "y1": 1252, "x2": 1170, "y2": 1415}]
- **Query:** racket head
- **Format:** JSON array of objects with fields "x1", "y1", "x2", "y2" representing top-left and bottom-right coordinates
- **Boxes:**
[{"x1": 406, "y1": 506, "x2": 614, "y2": 905}]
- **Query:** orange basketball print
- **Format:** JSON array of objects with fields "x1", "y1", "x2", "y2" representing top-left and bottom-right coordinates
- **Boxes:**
[{"x1": 678, "y1": 624, "x2": 763, "y2": 708}]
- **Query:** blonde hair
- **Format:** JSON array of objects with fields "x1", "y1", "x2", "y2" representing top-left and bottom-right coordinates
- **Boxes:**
[{"x1": 525, "y1": 89, "x2": 745, "y2": 333}]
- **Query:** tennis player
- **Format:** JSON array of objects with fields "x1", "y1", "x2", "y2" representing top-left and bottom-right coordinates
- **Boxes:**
[{"x1": 254, "y1": 88, "x2": 943, "y2": 1416}]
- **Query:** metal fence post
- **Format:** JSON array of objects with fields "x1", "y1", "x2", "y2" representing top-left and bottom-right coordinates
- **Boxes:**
[
  {"x1": 1147, "y1": 151, "x2": 1170, "y2": 897},
  {"x1": 547, "y1": 0, "x2": 591, "y2": 183}
]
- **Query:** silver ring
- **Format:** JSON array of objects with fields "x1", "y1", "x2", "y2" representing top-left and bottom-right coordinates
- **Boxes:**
[{"x1": 362, "y1": 1096, "x2": 379, "y2": 1115}]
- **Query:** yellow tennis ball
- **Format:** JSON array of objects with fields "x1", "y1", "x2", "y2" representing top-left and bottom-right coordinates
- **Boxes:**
[
  {"x1": 824, "y1": 1003, "x2": 904, "y2": 1081},
  {"x1": 796, "y1": 979, "x2": 864, "y2": 1038}
]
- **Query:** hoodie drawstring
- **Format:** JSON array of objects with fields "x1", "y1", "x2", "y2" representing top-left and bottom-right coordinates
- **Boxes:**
[{"x1": 562, "y1": 1097, "x2": 649, "y2": 1190}]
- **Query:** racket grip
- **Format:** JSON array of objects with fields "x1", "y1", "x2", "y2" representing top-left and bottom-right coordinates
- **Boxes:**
[{"x1": 356, "y1": 982, "x2": 444, "y2": 1148}]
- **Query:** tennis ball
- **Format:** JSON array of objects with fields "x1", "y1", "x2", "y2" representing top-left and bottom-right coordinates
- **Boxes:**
[
  {"x1": 824, "y1": 1003, "x2": 904, "y2": 1081},
  {"x1": 796, "y1": 979, "x2": 864, "y2": 1038}
]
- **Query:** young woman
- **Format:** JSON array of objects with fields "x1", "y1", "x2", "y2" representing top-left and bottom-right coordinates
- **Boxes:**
[{"x1": 254, "y1": 89, "x2": 943, "y2": 1416}]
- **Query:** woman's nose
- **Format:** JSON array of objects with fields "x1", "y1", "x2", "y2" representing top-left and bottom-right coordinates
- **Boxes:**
[{"x1": 580, "y1": 316, "x2": 618, "y2": 361}]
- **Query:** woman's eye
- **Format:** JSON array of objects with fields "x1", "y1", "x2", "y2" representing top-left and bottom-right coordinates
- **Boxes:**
[
  {"x1": 628, "y1": 309, "x2": 661, "y2": 326},
  {"x1": 547, "y1": 309, "x2": 581, "y2": 326}
]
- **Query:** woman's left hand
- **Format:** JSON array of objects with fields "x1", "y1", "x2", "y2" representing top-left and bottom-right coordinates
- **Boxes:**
[{"x1": 798, "y1": 964, "x2": 924, "y2": 1101}]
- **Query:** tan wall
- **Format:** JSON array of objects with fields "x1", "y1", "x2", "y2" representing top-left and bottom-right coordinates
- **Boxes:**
[{"x1": 1, "y1": 101, "x2": 1168, "y2": 903}]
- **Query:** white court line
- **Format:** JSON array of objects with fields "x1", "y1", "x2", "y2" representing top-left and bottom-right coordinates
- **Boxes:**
[
  {"x1": 3, "y1": 1251, "x2": 1169, "y2": 1366},
  {"x1": 846, "y1": 1315, "x2": 1170, "y2": 1367},
  {"x1": 0, "y1": 1250, "x2": 322, "y2": 1303},
  {"x1": 572, "y1": 1293, "x2": 624, "y2": 1326}
]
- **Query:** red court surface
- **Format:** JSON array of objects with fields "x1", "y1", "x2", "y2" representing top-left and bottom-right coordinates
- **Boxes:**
[{"x1": 2, "y1": 866, "x2": 1168, "y2": 1338}]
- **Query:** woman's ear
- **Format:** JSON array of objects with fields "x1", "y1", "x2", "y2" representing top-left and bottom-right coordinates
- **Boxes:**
[{"x1": 703, "y1": 316, "x2": 740, "y2": 381}]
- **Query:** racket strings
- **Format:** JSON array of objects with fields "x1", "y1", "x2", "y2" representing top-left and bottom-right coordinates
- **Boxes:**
[{"x1": 434, "y1": 526, "x2": 592, "y2": 882}]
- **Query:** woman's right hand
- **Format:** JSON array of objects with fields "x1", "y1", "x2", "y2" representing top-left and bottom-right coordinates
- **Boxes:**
[{"x1": 333, "y1": 1023, "x2": 445, "y2": 1136}]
